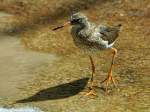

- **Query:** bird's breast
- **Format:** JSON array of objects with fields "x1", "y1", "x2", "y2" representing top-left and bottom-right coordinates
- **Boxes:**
[
  {"x1": 71, "y1": 26, "x2": 89, "y2": 46},
  {"x1": 71, "y1": 26, "x2": 109, "y2": 53}
]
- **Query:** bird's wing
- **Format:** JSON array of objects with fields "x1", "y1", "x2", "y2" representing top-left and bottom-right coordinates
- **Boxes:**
[{"x1": 98, "y1": 25, "x2": 120, "y2": 44}]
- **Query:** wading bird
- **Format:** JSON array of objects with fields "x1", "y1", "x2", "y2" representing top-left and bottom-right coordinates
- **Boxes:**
[{"x1": 52, "y1": 12, "x2": 121, "y2": 95}]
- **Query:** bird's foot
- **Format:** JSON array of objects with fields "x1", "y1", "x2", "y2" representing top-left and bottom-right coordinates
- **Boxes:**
[
  {"x1": 85, "y1": 87, "x2": 97, "y2": 96},
  {"x1": 101, "y1": 76, "x2": 116, "y2": 86},
  {"x1": 101, "y1": 73, "x2": 117, "y2": 94}
]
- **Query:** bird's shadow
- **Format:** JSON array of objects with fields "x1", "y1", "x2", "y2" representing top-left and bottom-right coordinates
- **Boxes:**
[{"x1": 16, "y1": 78, "x2": 89, "y2": 103}]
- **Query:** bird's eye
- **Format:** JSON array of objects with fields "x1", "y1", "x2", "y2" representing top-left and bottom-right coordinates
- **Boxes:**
[
  {"x1": 71, "y1": 18, "x2": 81, "y2": 24},
  {"x1": 74, "y1": 19, "x2": 80, "y2": 22}
]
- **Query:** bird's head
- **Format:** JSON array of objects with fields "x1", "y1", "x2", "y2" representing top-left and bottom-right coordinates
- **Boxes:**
[
  {"x1": 52, "y1": 12, "x2": 88, "y2": 31},
  {"x1": 70, "y1": 12, "x2": 88, "y2": 25}
]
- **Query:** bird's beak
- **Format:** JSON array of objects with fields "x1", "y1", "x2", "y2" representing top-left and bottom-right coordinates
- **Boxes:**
[{"x1": 52, "y1": 21, "x2": 71, "y2": 31}]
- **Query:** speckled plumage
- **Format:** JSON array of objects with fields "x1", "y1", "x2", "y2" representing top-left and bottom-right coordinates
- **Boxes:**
[{"x1": 70, "y1": 13, "x2": 121, "y2": 53}]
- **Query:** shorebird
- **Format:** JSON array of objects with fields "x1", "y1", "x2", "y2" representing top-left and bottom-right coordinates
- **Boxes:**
[{"x1": 52, "y1": 12, "x2": 122, "y2": 95}]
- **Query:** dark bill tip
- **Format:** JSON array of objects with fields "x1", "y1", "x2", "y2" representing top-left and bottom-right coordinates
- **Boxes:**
[
  {"x1": 52, "y1": 21, "x2": 70, "y2": 31},
  {"x1": 52, "y1": 26, "x2": 64, "y2": 31}
]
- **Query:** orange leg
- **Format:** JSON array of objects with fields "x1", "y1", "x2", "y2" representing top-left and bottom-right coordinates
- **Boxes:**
[
  {"x1": 85, "y1": 56, "x2": 97, "y2": 96},
  {"x1": 101, "y1": 48, "x2": 117, "y2": 94}
]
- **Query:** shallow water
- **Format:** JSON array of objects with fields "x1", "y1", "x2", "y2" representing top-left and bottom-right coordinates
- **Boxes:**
[{"x1": 0, "y1": 107, "x2": 43, "y2": 112}]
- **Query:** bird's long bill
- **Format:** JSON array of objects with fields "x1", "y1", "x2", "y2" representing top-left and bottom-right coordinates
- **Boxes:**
[{"x1": 52, "y1": 21, "x2": 71, "y2": 31}]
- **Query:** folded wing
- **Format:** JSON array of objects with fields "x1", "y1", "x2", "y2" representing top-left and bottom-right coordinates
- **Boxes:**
[{"x1": 98, "y1": 24, "x2": 121, "y2": 45}]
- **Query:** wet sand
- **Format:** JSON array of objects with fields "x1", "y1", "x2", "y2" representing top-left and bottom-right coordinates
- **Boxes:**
[{"x1": 0, "y1": 12, "x2": 57, "y2": 100}]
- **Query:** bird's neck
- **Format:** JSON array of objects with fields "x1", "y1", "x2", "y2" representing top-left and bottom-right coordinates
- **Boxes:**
[
  {"x1": 75, "y1": 20, "x2": 91, "y2": 31},
  {"x1": 82, "y1": 20, "x2": 91, "y2": 29}
]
